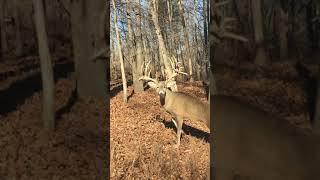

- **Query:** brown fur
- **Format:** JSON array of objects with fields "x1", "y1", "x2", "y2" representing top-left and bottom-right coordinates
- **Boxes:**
[
  {"x1": 164, "y1": 90, "x2": 209, "y2": 127},
  {"x1": 211, "y1": 95, "x2": 320, "y2": 180},
  {"x1": 148, "y1": 81, "x2": 209, "y2": 146}
]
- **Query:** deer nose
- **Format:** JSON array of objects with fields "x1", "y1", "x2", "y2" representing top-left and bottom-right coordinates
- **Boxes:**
[{"x1": 159, "y1": 90, "x2": 165, "y2": 95}]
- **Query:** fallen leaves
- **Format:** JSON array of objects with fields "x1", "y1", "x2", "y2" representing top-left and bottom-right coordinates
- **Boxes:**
[{"x1": 110, "y1": 83, "x2": 209, "y2": 179}]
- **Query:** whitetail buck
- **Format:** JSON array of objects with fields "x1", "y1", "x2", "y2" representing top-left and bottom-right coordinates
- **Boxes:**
[
  {"x1": 211, "y1": 95, "x2": 320, "y2": 180},
  {"x1": 139, "y1": 60, "x2": 210, "y2": 147}
]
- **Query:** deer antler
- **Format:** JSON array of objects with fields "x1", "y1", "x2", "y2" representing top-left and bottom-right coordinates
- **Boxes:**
[
  {"x1": 166, "y1": 56, "x2": 188, "y2": 83},
  {"x1": 139, "y1": 60, "x2": 158, "y2": 84}
]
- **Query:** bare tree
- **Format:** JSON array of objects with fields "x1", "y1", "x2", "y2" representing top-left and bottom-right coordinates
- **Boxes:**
[
  {"x1": 252, "y1": 0, "x2": 268, "y2": 66},
  {"x1": 276, "y1": 1, "x2": 289, "y2": 59},
  {"x1": 178, "y1": 0, "x2": 194, "y2": 81},
  {"x1": 132, "y1": 0, "x2": 144, "y2": 92},
  {"x1": 112, "y1": 0, "x2": 128, "y2": 103},
  {"x1": 203, "y1": 0, "x2": 209, "y2": 81},
  {"x1": 13, "y1": 0, "x2": 23, "y2": 56},
  {"x1": 209, "y1": 0, "x2": 248, "y2": 95},
  {"x1": 166, "y1": 0, "x2": 174, "y2": 54},
  {"x1": 0, "y1": 0, "x2": 8, "y2": 56},
  {"x1": 150, "y1": 0, "x2": 179, "y2": 91},
  {"x1": 69, "y1": 0, "x2": 108, "y2": 100},
  {"x1": 33, "y1": 0, "x2": 55, "y2": 130}
]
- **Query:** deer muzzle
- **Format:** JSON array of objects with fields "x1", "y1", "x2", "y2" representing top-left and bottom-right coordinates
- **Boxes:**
[{"x1": 159, "y1": 92, "x2": 166, "y2": 106}]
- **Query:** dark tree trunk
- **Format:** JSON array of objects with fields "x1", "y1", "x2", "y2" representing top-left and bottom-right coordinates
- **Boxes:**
[
  {"x1": 313, "y1": 75, "x2": 320, "y2": 135},
  {"x1": 0, "y1": 0, "x2": 8, "y2": 56},
  {"x1": 13, "y1": 0, "x2": 23, "y2": 56},
  {"x1": 276, "y1": 4, "x2": 288, "y2": 59},
  {"x1": 70, "y1": 0, "x2": 108, "y2": 100},
  {"x1": 252, "y1": 0, "x2": 268, "y2": 66},
  {"x1": 33, "y1": 0, "x2": 55, "y2": 130}
]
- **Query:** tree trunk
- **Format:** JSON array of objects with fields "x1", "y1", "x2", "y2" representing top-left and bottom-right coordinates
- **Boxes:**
[
  {"x1": 167, "y1": 0, "x2": 175, "y2": 55},
  {"x1": 33, "y1": 0, "x2": 55, "y2": 130},
  {"x1": 203, "y1": 0, "x2": 209, "y2": 81},
  {"x1": 150, "y1": 0, "x2": 175, "y2": 84},
  {"x1": 313, "y1": 75, "x2": 320, "y2": 135},
  {"x1": 125, "y1": 1, "x2": 134, "y2": 58},
  {"x1": 132, "y1": 0, "x2": 144, "y2": 92},
  {"x1": 0, "y1": 0, "x2": 8, "y2": 56},
  {"x1": 277, "y1": 4, "x2": 288, "y2": 59},
  {"x1": 251, "y1": 0, "x2": 268, "y2": 66},
  {"x1": 158, "y1": 51, "x2": 165, "y2": 79},
  {"x1": 112, "y1": 0, "x2": 127, "y2": 103},
  {"x1": 142, "y1": 33, "x2": 151, "y2": 75},
  {"x1": 70, "y1": 0, "x2": 108, "y2": 100},
  {"x1": 178, "y1": 0, "x2": 194, "y2": 81},
  {"x1": 13, "y1": 0, "x2": 23, "y2": 56}
]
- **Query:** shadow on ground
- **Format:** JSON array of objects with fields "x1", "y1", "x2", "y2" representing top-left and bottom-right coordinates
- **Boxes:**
[
  {"x1": 161, "y1": 119, "x2": 210, "y2": 143},
  {"x1": 56, "y1": 87, "x2": 78, "y2": 123},
  {"x1": 110, "y1": 80, "x2": 133, "y2": 98},
  {"x1": 0, "y1": 62, "x2": 74, "y2": 115}
]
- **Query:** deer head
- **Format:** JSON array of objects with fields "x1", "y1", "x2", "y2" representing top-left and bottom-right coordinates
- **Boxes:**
[{"x1": 139, "y1": 56, "x2": 188, "y2": 94}]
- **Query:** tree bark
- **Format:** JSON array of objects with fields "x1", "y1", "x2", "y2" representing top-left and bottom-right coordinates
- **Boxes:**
[
  {"x1": 125, "y1": 0, "x2": 135, "y2": 62},
  {"x1": 13, "y1": 0, "x2": 23, "y2": 56},
  {"x1": 70, "y1": 0, "x2": 108, "y2": 100},
  {"x1": 313, "y1": 75, "x2": 320, "y2": 135},
  {"x1": 0, "y1": 0, "x2": 8, "y2": 56},
  {"x1": 112, "y1": 0, "x2": 128, "y2": 103},
  {"x1": 142, "y1": 33, "x2": 151, "y2": 76},
  {"x1": 178, "y1": 0, "x2": 194, "y2": 81},
  {"x1": 203, "y1": 0, "x2": 209, "y2": 81},
  {"x1": 132, "y1": 0, "x2": 144, "y2": 92},
  {"x1": 150, "y1": 0, "x2": 175, "y2": 83},
  {"x1": 252, "y1": 0, "x2": 268, "y2": 66},
  {"x1": 277, "y1": 3, "x2": 288, "y2": 59},
  {"x1": 167, "y1": 0, "x2": 175, "y2": 55},
  {"x1": 33, "y1": 0, "x2": 55, "y2": 130}
]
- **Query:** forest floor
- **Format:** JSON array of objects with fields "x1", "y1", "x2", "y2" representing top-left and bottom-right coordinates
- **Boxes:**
[
  {"x1": 0, "y1": 55, "x2": 314, "y2": 179},
  {"x1": 0, "y1": 77, "x2": 108, "y2": 179},
  {"x1": 110, "y1": 60, "x2": 315, "y2": 179},
  {"x1": 0, "y1": 55, "x2": 107, "y2": 179},
  {"x1": 110, "y1": 81, "x2": 210, "y2": 179}
]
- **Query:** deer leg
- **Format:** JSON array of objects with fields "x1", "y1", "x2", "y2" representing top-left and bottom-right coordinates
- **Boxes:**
[
  {"x1": 175, "y1": 116, "x2": 184, "y2": 147},
  {"x1": 172, "y1": 117, "x2": 185, "y2": 134}
]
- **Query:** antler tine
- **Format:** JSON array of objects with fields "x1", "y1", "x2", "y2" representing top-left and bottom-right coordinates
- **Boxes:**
[
  {"x1": 139, "y1": 76, "x2": 158, "y2": 83},
  {"x1": 169, "y1": 56, "x2": 175, "y2": 69},
  {"x1": 169, "y1": 55, "x2": 189, "y2": 78},
  {"x1": 172, "y1": 56, "x2": 178, "y2": 65},
  {"x1": 145, "y1": 60, "x2": 152, "y2": 76},
  {"x1": 173, "y1": 69, "x2": 189, "y2": 76},
  {"x1": 140, "y1": 59, "x2": 158, "y2": 83},
  {"x1": 166, "y1": 72, "x2": 178, "y2": 83},
  {"x1": 140, "y1": 59, "x2": 152, "y2": 75}
]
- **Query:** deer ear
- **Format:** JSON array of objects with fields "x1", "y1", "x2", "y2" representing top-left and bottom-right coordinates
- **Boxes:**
[{"x1": 147, "y1": 82, "x2": 157, "y2": 89}]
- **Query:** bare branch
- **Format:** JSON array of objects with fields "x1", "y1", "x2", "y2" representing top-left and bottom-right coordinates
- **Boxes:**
[
  {"x1": 213, "y1": 0, "x2": 230, "y2": 8},
  {"x1": 139, "y1": 59, "x2": 158, "y2": 84},
  {"x1": 222, "y1": 32, "x2": 248, "y2": 42},
  {"x1": 90, "y1": 47, "x2": 110, "y2": 61},
  {"x1": 57, "y1": 0, "x2": 71, "y2": 16},
  {"x1": 139, "y1": 76, "x2": 158, "y2": 83}
]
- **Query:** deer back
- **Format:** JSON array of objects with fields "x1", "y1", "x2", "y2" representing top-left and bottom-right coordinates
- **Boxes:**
[{"x1": 162, "y1": 90, "x2": 210, "y2": 127}]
